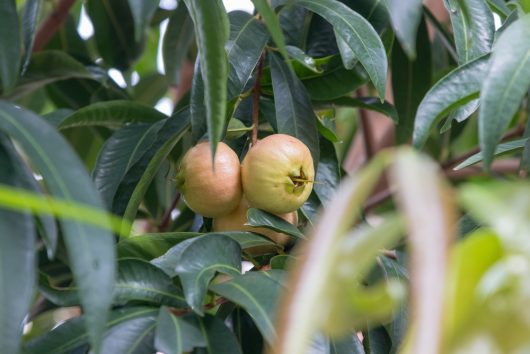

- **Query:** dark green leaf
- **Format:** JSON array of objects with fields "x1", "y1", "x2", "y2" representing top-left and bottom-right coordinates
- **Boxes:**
[
  {"x1": 86, "y1": 0, "x2": 143, "y2": 70},
  {"x1": 227, "y1": 13, "x2": 269, "y2": 99},
  {"x1": 194, "y1": 315, "x2": 243, "y2": 354},
  {"x1": 59, "y1": 100, "x2": 167, "y2": 129},
  {"x1": 133, "y1": 73, "x2": 169, "y2": 105},
  {"x1": 163, "y1": 4, "x2": 195, "y2": 85},
  {"x1": 479, "y1": 14, "x2": 530, "y2": 168},
  {"x1": 296, "y1": 0, "x2": 388, "y2": 98},
  {"x1": 155, "y1": 308, "x2": 205, "y2": 354},
  {"x1": 454, "y1": 138, "x2": 528, "y2": 170},
  {"x1": 24, "y1": 307, "x2": 159, "y2": 354},
  {"x1": 93, "y1": 122, "x2": 161, "y2": 208},
  {"x1": 190, "y1": 59, "x2": 207, "y2": 142},
  {"x1": 412, "y1": 53, "x2": 489, "y2": 148},
  {"x1": 0, "y1": 138, "x2": 36, "y2": 354},
  {"x1": 217, "y1": 231, "x2": 279, "y2": 250},
  {"x1": 127, "y1": 0, "x2": 158, "y2": 40},
  {"x1": 314, "y1": 137, "x2": 340, "y2": 205},
  {"x1": 153, "y1": 234, "x2": 241, "y2": 314},
  {"x1": 21, "y1": 0, "x2": 42, "y2": 73},
  {"x1": 117, "y1": 232, "x2": 200, "y2": 260},
  {"x1": 0, "y1": 0, "x2": 20, "y2": 93},
  {"x1": 0, "y1": 102, "x2": 115, "y2": 352},
  {"x1": 183, "y1": 0, "x2": 229, "y2": 158},
  {"x1": 252, "y1": 0, "x2": 290, "y2": 64},
  {"x1": 210, "y1": 271, "x2": 285, "y2": 344},
  {"x1": 247, "y1": 208, "x2": 305, "y2": 239},
  {"x1": 386, "y1": 0, "x2": 423, "y2": 59},
  {"x1": 392, "y1": 17, "x2": 431, "y2": 143},
  {"x1": 269, "y1": 53, "x2": 320, "y2": 167},
  {"x1": 317, "y1": 96, "x2": 398, "y2": 122},
  {"x1": 286, "y1": 45, "x2": 322, "y2": 73}
]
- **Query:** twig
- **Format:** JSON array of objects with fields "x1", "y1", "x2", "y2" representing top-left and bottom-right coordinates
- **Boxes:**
[
  {"x1": 159, "y1": 193, "x2": 181, "y2": 232},
  {"x1": 33, "y1": 0, "x2": 76, "y2": 52},
  {"x1": 251, "y1": 54, "x2": 265, "y2": 146},
  {"x1": 169, "y1": 297, "x2": 229, "y2": 317},
  {"x1": 356, "y1": 88, "x2": 375, "y2": 160}
]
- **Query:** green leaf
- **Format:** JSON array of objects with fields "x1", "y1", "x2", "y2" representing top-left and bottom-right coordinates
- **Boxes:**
[
  {"x1": 335, "y1": 30, "x2": 357, "y2": 69},
  {"x1": 163, "y1": 4, "x2": 194, "y2": 85},
  {"x1": 99, "y1": 309, "x2": 157, "y2": 353},
  {"x1": 0, "y1": 138, "x2": 36, "y2": 354},
  {"x1": 24, "y1": 307, "x2": 159, "y2": 354},
  {"x1": 227, "y1": 12, "x2": 269, "y2": 99},
  {"x1": 386, "y1": 0, "x2": 423, "y2": 59},
  {"x1": 59, "y1": 100, "x2": 167, "y2": 129},
  {"x1": 314, "y1": 137, "x2": 340, "y2": 205},
  {"x1": 412, "y1": 53, "x2": 490, "y2": 148},
  {"x1": 21, "y1": 0, "x2": 42, "y2": 73},
  {"x1": 93, "y1": 123, "x2": 161, "y2": 208},
  {"x1": 454, "y1": 138, "x2": 528, "y2": 170},
  {"x1": 269, "y1": 53, "x2": 320, "y2": 167},
  {"x1": 445, "y1": 0, "x2": 494, "y2": 64},
  {"x1": 392, "y1": 17, "x2": 432, "y2": 144},
  {"x1": 133, "y1": 73, "x2": 169, "y2": 105},
  {"x1": 247, "y1": 208, "x2": 305, "y2": 239},
  {"x1": 183, "y1": 0, "x2": 229, "y2": 159},
  {"x1": 155, "y1": 308, "x2": 205, "y2": 354},
  {"x1": 316, "y1": 96, "x2": 398, "y2": 123},
  {"x1": 6, "y1": 50, "x2": 93, "y2": 100},
  {"x1": 174, "y1": 234, "x2": 241, "y2": 314},
  {"x1": 286, "y1": 45, "x2": 322, "y2": 73},
  {"x1": 252, "y1": 0, "x2": 290, "y2": 65},
  {"x1": 217, "y1": 231, "x2": 279, "y2": 250},
  {"x1": 0, "y1": 0, "x2": 20, "y2": 93},
  {"x1": 190, "y1": 60, "x2": 207, "y2": 142},
  {"x1": 210, "y1": 271, "x2": 285, "y2": 344},
  {"x1": 0, "y1": 102, "x2": 115, "y2": 353},
  {"x1": 194, "y1": 315, "x2": 243, "y2": 354},
  {"x1": 479, "y1": 14, "x2": 530, "y2": 169},
  {"x1": 127, "y1": 0, "x2": 158, "y2": 40},
  {"x1": 296, "y1": 0, "x2": 388, "y2": 98},
  {"x1": 117, "y1": 232, "x2": 200, "y2": 260},
  {"x1": 86, "y1": 0, "x2": 143, "y2": 70},
  {"x1": 391, "y1": 148, "x2": 457, "y2": 354}
]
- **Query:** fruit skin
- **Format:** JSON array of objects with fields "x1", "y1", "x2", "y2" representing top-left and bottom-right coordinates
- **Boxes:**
[
  {"x1": 176, "y1": 141, "x2": 242, "y2": 218},
  {"x1": 241, "y1": 134, "x2": 314, "y2": 214},
  {"x1": 212, "y1": 197, "x2": 297, "y2": 246}
]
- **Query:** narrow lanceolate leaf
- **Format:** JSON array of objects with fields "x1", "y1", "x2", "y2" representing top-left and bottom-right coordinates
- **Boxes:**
[
  {"x1": 251, "y1": 0, "x2": 289, "y2": 62},
  {"x1": 286, "y1": 46, "x2": 322, "y2": 73},
  {"x1": 117, "y1": 232, "x2": 199, "y2": 260},
  {"x1": 59, "y1": 101, "x2": 167, "y2": 129},
  {"x1": 210, "y1": 271, "x2": 285, "y2": 344},
  {"x1": 313, "y1": 137, "x2": 340, "y2": 205},
  {"x1": 391, "y1": 148, "x2": 457, "y2": 354},
  {"x1": 269, "y1": 53, "x2": 320, "y2": 168},
  {"x1": 386, "y1": 0, "x2": 423, "y2": 59},
  {"x1": 195, "y1": 315, "x2": 244, "y2": 354},
  {"x1": 0, "y1": 138, "x2": 36, "y2": 354},
  {"x1": 0, "y1": 0, "x2": 20, "y2": 93},
  {"x1": 272, "y1": 153, "x2": 390, "y2": 354},
  {"x1": 479, "y1": 14, "x2": 530, "y2": 169},
  {"x1": 155, "y1": 308, "x2": 205, "y2": 354},
  {"x1": 392, "y1": 17, "x2": 432, "y2": 144},
  {"x1": 316, "y1": 96, "x2": 398, "y2": 122},
  {"x1": 454, "y1": 138, "x2": 528, "y2": 170},
  {"x1": 296, "y1": 0, "x2": 388, "y2": 98},
  {"x1": 184, "y1": 0, "x2": 229, "y2": 159},
  {"x1": 226, "y1": 12, "x2": 269, "y2": 99},
  {"x1": 163, "y1": 4, "x2": 195, "y2": 85},
  {"x1": 99, "y1": 310, "x2": 158, "y2": 353},
  {"x1": 445, "y1": 0, "x2": 494, "y2": 64},
  {"x1": 127, "y1": 0, "x2": 158, "y2": 40},
  {"x1": 0, "y1": 102, "x2": 115, "y2": 353},
  {"x1": 24, "y1": 307, "x2": 159, "y2": 354},
  {"x1": 413, "y1": 54, "x2": 490, "y2": 148},
  {"x1": 246, "y1": 208, "x2": 305, "y2": 239},
  {"x1": 21, "y1": 0, "x2": 42, "y2": 73}
]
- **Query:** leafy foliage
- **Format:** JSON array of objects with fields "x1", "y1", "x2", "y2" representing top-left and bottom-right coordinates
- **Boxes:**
[{"x1": 1, "y1": 1, "x2": 530, "y2": 354}]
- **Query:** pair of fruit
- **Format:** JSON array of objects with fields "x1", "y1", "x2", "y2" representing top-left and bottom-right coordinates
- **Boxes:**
[{"x1": 176, "y1": 134, "x2": 314, "y2": 244}]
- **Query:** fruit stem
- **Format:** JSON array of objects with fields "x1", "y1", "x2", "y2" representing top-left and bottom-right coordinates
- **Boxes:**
[{"x1": 251, "y1": 53, "x2": 265, "y2": 146}]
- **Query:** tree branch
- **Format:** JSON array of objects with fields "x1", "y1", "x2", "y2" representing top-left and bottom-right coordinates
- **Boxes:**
[
  {"x1": 33, "y1": 0, "x2": 76, "y2": 52},
  {"x1": 356, "y1": 88, "x2": 375, "y2": 160},
  {"x1": 158, "y1": 193, "x2": 181, "y2": 232},
  {"x1": 251, "y1": 54, "x2": 265, "y2": 146}
]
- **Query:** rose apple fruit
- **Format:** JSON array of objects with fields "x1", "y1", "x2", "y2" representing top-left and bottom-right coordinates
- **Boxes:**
[
  {"x1": 176, "y1": 141, "x2": 242, "y2": 218},
  {"x1": 241, "y1": 134, "x2": 314, "y2": 214},
  {"x1": 212, "y1": 197, "x2": 297, "y2": 246}
]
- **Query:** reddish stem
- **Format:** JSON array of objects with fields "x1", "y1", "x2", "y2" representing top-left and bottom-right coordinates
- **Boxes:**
[
  {"x1": 251, "y1": 54, "x2": 265, "y2": 146},
  {"x1": 33, "y1": 0, "x2": 76, "y2": 52}
]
